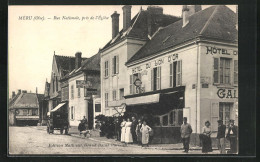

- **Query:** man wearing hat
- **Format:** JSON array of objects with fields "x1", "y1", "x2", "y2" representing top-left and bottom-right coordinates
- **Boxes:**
[
  {"x1": 217, "y1": 119, "x2": 226, "y2": 154},
  {"x1": 226, "y1": 119, "x2": 238, "y2": 153},
  {"x1": 180, "y1": 117, "x2": 193, "y2": 153}
]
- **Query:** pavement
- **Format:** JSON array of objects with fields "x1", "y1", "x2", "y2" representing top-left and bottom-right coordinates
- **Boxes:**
[{"x1": 35, "y1": 126, "x2": 225, "y2": 151}]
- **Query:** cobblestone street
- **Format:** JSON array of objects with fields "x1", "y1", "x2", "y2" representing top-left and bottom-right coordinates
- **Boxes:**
[{"x1": 9, "y1": 126, "x2": 220, "y2": 155}]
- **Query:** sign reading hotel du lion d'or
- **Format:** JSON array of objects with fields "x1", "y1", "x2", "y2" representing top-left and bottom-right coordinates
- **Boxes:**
[
  {"x1": 205, "y1": 46, "x2": 238, "y2": 55},
  {"x1": 132, "y1": 53, "x2": 179, "y2": 74}
]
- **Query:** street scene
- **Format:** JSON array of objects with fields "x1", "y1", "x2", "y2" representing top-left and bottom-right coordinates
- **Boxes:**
[{"x1": 8, "y1": 5, "x2": 238, "y2": 155}]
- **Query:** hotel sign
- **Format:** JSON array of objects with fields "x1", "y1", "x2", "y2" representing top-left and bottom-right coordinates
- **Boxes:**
[{"x1": 206, "y1": 46, "x2": 238, "y2": 55}]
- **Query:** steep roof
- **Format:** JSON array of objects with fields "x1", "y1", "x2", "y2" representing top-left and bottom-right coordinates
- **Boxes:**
[
  {"x1": 101, "y1": 8, "x2": 181, "y2": 51},
  {"x1": 126, "y1": 5, "x2": 238, "y2": 65},
  {"x1": 10, "y1": 93, "x2": 39, "y2": 109},
  {"x1": 55, "y1": 55, "x2": 88, "y2": 77},
  {"x1": 81, "y1": 53, "x2": 100, "y2": 71}
]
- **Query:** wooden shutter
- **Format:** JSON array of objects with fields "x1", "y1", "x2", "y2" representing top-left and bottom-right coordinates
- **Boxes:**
[
  {"x1": 234, "y1": 60, "x2": 238, "y2": 84},
  {"x1": 156, "y1": 67, "x2": 161, "y2": 90},
  {"x1": 116, "y1": 56, "x2": 119, "y2": 74},
  {"x1": 211, "y1": 102, "x2": 219, "y2": 132},
  {"x1": 112, "y1": 57, "x2": 115, "y2": 75},
  {"x1": 130, "y1": 75, "x2": 133, "y2": 94},
  {"x1": 170, "y1": 63, "x2": 173, "y2": 87},
  {"x1": 213, "y1": 58, "x2": 219, "y2": 83},
  {"x1": 151, "y1": 69, "x2": 154, "y2": 91},
  {"x1": 177, "y1": 60, "x2": 182, "y2": 86}
]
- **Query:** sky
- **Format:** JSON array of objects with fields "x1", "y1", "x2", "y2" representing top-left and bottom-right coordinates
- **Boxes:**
[{"x1": 8, "y1": 5, "x2": 236, "y2": 97}]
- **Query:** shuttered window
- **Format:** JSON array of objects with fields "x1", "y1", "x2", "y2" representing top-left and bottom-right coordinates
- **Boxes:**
[
  {"x1": 211, "y1": 102, "x2": 219, "y2": 132},
  {"x1": 151, "y1": 67, "x2": 161, "y2": 91},
  {"x1": 71, "y1": 85, "x2": 74, "y2": 99},
  {"x1": 112, "y1": 56, "x2": 119, "y2": 75},
  {"x1": 112, "y1": 90, "x2": 117, "y2": 101},
  {"x1": 105, "y1": 93, "x2": 109, "y2": 107},
  {"x1": 213, "y1": 58, "x2": 219, "y2": 84},
  {"x1": 220, "y1": 58, "x2": 231, "y2": 84},
  {"x1": 234, "y1": 60, "x2": 238, "y2": 85},
  {"x1": 130, "y1": 75, "x2": 133, "y2": 94},
  {"x1": 156, "y1": 66, "x2": 161, "y2": 90},
  {"x1": 104, "y1": 60, "x2": 109, "y2": 77},
  {"x1": 170, "y1": 61, "x2": 181, "y2": 87}
]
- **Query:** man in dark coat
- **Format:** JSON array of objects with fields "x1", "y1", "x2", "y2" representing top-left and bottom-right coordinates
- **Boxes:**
[
  {"x1": 131, "y1": 116, "x2": 138, "y2": 144},
  {"x1": 114, "y1": 118, "x2": 121, "y2": 141},
  {"x1": 217, "y1": 120, "x2": 226, "y2": 154},
  {"x1": 78, "y1": 120, "x2": 87, "y2": 137},
  {"x1": 226, "y1": 119, "x2": 238, "y2": 154}
]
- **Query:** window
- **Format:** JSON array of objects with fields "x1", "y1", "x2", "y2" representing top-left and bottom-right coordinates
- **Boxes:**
[
  {"x1": 32, "y1": 109, "x2": 38, "y2": 115},
  {"x1": 112, "y1": 55, "x2": 119, "y2": 75},
  {"x1": 105, "y1": 93, "x2": 109, "y2": 107},
  {"x1": 71, "y1": 85, "x2": 74, "y2": 99},
  {"x1": 234, "y1": 60, "x2": 238, "y2": 85},
  {"x1": 214, "y1": 58, "x2": 231, "y2": 84},
  {"x1": 170, "y1": 61, "x2": 182, "y2": 87},
  {"x1": 119, "y1": 88, "x2": 124, "y2": 100},
  {"x1": 104, "y1": 60, "x2": 109, "y2": 77},
  {"x1": 22, "y1": 109, "x2": 27, "y2": 115},
  {"x1": 162, "y1": 115, "x2": 168, "y2": 126},
  {"x1": 95, "y1": 104, "x2": 101, "y2": 112},
  {"x1": 112, "y1": 90, "x2": 117, "y2": 101},
  {"x1": 151, "y1": 67, "x2": 161, "y2": 91},
  {"x1": 56, "y1": 76, "x2": 58, "y2": 91},
  {"x1": 70, "y1": 106, "x2": 74, "y2": 120},
  {"x1": 77, "y1": 87, "x2": 80, "y2": 98},
  {"x1": 130, "y1": 73, "x2": 141, "y2": 94},
  {"x1": 177, "y1": 109, "x2": 183, "y2": 126},
  {"x1": 219, "y1": 103, "x2": 232, "y2": 126}
]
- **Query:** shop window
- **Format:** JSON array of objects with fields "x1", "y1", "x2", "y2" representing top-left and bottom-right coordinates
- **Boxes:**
[
  {"x1": 32, "y1": 109, "x2": 38, "y2": 115},
  {"x1": 234, "y1": 60, "x2": 238, "y2": 85},
  {"x1": 95, "y1": 104, "x2": 101, "y2": 112},
  {"x1": 130, "y1": 73, "x2": 141, "y2": 94},
  {"x1": 112, "y1": 90, "x2": 117, "y2": 101},
  {"x1": 219, "y1": 102, "x2": 232, "y2": 126},
  {"x1": 177, "y1": 109, "x2": 183, "y2": 126},
  {"x1": 170, "y1": 61, "x2": 182, "y2": 87},
  {"x1": 112, "y1": 55, "x2": 119, "y2": 75},
  {"x1": 105, "y1": 92, "x2": 109, "y2": 107},
  {"x1": 170, "y1": 111, "x2": 174, "y2": 124},
  {"x1": 162, "y1": 115, "x2": 168, "y2": 126},
  {"x1": 119, "y1": 88, "x2": 124, "y2": 100},
  {"x1": 151, "y1": 67, "x2": 161, "y2": 91},
  {"x1": 104, "y1": 60, "x2": 109, "y2": 77}
]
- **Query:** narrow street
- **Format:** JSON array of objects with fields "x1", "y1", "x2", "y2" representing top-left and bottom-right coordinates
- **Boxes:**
[{"x1": 9, "y1": 126, "x2": 219, "y2": 155}]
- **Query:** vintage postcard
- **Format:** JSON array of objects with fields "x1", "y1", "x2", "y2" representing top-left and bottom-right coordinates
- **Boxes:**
[{"x1": 8, "y1": 5, "x2": 239, "y2": 155}]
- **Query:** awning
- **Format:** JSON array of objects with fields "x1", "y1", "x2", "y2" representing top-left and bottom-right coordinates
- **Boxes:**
[
  {"x1": 125, "y1": 94, "x2": 160, "y2": 106},
  {"x1": 50, "y1": 103, "x2": 66, "y2": 112}
]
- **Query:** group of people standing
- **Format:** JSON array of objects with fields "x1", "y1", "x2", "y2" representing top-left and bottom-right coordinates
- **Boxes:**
[
  {"x1": 181, "y1": 117, "x2": 238, "y2": 154},
  {"x1": 116, "y1": 116, "x2": 152, "y2": 147}
]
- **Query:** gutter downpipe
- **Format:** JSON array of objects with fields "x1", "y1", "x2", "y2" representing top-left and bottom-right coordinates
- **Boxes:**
[{"x1": 195, "y1": 37, "x2": 200, "y2": 146}]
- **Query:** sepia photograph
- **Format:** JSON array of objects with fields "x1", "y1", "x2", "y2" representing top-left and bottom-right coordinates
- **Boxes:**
[{"x1": 8, "y1": 4, "x2": 239, "y2": 155}]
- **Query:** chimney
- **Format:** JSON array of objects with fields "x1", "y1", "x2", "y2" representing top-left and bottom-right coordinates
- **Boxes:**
[
  {"x1": 122, "y1": 5, "x2": 132, "y2": 31},
  {"x1": 75, "y1": 52, "x2": 82, "y2": 69},
  {"x1": 182, "y1": 5, "x2": 190, "y2": 27},
  {"x1": 18, "y1": 89, "x2": 21, "y2": 94},
  {"x1": 111, "y1": 11, "x2": 120, "y2": 39},
  {"x1": 12, "y1": 91, "x2": 16, "y2": 98},
  {"x1": 147, "y1": 6, "x2": 163, "y2": 36},
  {"x1": 194, "y1": 5, "x2": 202, "y2": 12},
  {"x1": 36, "y1": 87, "x2": 38, "y2": 94}
]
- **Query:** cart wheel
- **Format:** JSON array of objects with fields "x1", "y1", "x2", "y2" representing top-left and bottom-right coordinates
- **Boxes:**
[
  {"x1": 60, "y1": 129, "x2": 64, "y2": 134},
  {"x1": 65, "y1": 128, "x2": 68, "y2": 135}
]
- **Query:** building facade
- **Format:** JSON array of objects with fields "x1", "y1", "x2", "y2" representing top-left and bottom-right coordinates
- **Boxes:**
[
  {"x1": 123, "y1": 5, "x2": 238, "y2": 144},
  {"x1": 100, "y1": 5, "x2": 180, "y2": 117}
]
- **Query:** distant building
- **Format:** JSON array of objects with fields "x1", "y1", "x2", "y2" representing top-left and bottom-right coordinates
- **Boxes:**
[
  {"x1": 46, "y1": 52, "x2": 88, "y2": 121},
  {"x1": 100, "y1": 5, "x2": 181, "y2": 117},
  {"x1": 60, "y1": 52, "x2": 100, "y2": 129},
  {"x1": 9, "y1": 90, "x2": 43, "y2": 126}
]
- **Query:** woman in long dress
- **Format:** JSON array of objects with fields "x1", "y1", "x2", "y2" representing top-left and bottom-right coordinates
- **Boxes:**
[
  {"x1": 140, "y1": 121, "x2": 152, "y2": 147},
  {"x1": 200, "y1": 121, "x2": 213, "y2": 153},
  {"x1": 124, "y1": 118, "x2": 133, "y2": 144},
  {"x1": 136, "y1": 119, "x2": 142, "y2": 146},
  {"x1": 120, "y1": 119, "x2": 126, "y2": 143}
]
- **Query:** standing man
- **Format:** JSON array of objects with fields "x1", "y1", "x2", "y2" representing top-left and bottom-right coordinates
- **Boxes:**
[
  {"x1": 180, "y1": 117, "x2": 193, "y2": 153},
  {"x1": 217, "y1": 120, "x2": 226, "y2": 154},
  {"x1": 131, "y1": 116, "x2": 138, "y2": 144},
  {"x1": 114, "y1": 118, "x2": 121, "y2": 141},
  {"x1": 226, "y1": 119, "x2": 238, "y2": 154}
]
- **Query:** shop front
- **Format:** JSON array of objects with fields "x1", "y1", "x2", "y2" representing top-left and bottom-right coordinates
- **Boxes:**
[{"x1": 124, "y1": 86, "x2": 185, "y2": 144}]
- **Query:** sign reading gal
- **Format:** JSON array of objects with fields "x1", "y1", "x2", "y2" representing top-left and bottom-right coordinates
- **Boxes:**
[{"x1": 217, "y1": 88, "x2": 238, "y2": 99}]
